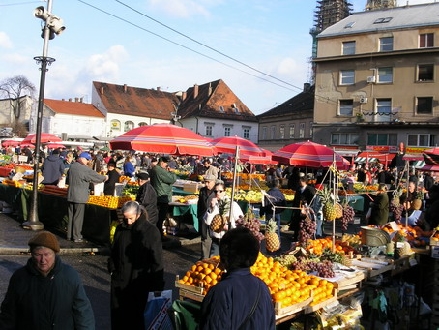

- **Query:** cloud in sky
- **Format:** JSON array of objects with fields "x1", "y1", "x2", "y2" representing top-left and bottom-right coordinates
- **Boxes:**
[{"x1": 0, "y1": 32, "x2": 13, "y2": 49}]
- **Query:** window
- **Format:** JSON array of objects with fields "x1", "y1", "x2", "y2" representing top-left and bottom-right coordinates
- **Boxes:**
[
  {"x1": 344, "y1": 22, "x2": 355, "y2": 29},
  {"x1": 367, "y1": 133, "x2": 397, "y2": 146},
  {"x1": 340, "y1": 70, "x2": 355, "y2": 85},
  {"x1": 309, "y1": 121, "x2": 313, "y2": 138},
  {"x1": 377, "y1": 67, "x2": 393, "y2": 83},
  {"x1": 279, "y1": 126, "x2": 285, "y2": 139},
  {"x1": 205, "y1": 125, "x2": 213, "y2": 136},
  {"x1": 418, "y1": 64, "x2": 434, "y2": 81},
  {"x1": 219, "y1": 106, "x2": 225, "y2": 112},
  {"x1": 224, "y1": 126, "x2": 231, "y2": 136},
  {"x1": 408, "y1": 134, "x2": 435, "y2": 147},
  {"x1": 339, "y1": 100, "x2": 354, "y2": 116},
  {"x1": 420, "y1": 33, "x2": 434, "y2": 48},
  {"x1": 138, "y1": 122, "x2": 148, "y2": 126},
  {"x1": 289, "y1": 124, "x2": 295, "y2": 138},
  {"x1": 374, "y1": 17, "x2": 393, "y2": 24},
  {"x1": 299, "y1": 123, "x2": 305, "y2": 138},
  {"x1": 261, "y1": 127, "x2": 267, "y2": 140},
  {"x1": 379, "y1": 37, "x2": 393, "y2": 51},
  {"x1": 375, "y1": 99, "x2": 392, "y2": 122},
  {"x1": 243, "y1": 127, "x2": 250, "y2": 139},
  {"x1": 417, "y1": 97, "x2": 433, "y2": 114},
  {"x1": 124, "y1": 121, "x2": 134, "y2": 132},
  {"x1": 270, "y1": 126, "x2": 276, "y2": 139},
  {"x1": 331, "y1": 133, "x2": 359, "y2": 145},
  {"x1": 342, "y1": 41, "x2": 356, "y2": 55}
]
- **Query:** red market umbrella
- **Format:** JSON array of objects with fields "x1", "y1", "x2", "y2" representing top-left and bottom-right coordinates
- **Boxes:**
[
  {"x1": 210, "y1": 136, "x2": 266, "y2": 157},
  {"x1": 19, "y1": 143, "x2": 35, "y2": 148},
  {"x1": 272, "y1": 140, "x2": 350, "y2": 168},
  {"x1": 109, "y1": 124, "x2": 216, "y2": 156},
  {"x1": 46, "y1": 143, "x2": 66, "y2": 149},
  {"x1": 21, "y1": 133, "x2": 62, "y2": 144},
  {"x1": 240, "y1": 154, "x2": 277, "y2": 165},
  {"x1": 1, "y1": 140, "x2": 21, "y2": 147}
]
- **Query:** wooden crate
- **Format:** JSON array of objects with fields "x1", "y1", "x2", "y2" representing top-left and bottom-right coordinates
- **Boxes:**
[
  {"x1": 274, "y1": 296, "x2": 312, "y2": 317},
  {"x1": 175, "y1": 280, "x2": 205, "y2": 302},
  {"x1": 333, "y1": 271, "x2": 366, "y2": 291},
  {"x1": 304, "y1": 288, "x2": 338, "y2": 314}
]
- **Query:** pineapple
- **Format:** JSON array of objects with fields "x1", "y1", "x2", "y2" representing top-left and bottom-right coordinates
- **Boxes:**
[
  {"x1": 318, "y1": 187, "x2": 337, "y2": 221},
  {"x1": 265, "y1": 219, "x2": 280, "y2": 252},
  {"x1": 335, "y1": 202, "x2": 343, "y2": 219},
  {"x1": 211, "y1": 214, "x2": 226, "y2": 233}
]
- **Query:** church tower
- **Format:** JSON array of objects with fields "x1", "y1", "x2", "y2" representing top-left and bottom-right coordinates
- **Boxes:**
[{"x1": 366, "y1": 0, "x2": 397, "y2": 10}]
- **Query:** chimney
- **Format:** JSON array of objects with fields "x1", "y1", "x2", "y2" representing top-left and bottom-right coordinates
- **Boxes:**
[
  {"x1": 182, "y1": 91, "x2": 187, "y2": 101},
  {"x1": 69, "y1": 98, "x2": 72, "y2": 102},
  {"x1": 62, "y1": 98, "x2": 65, "y2": 101},
  {"x1": 208, "y1": 82, "x2": 212, "y2": 96},
  {"x1": 193, "y1": 84, "x2": 198, "y2": 99},
  {"x1": 80, "y1": 97, "x2": 83, "y2": 103},
  {"x1": 124, "y1": 84, "x2": 128, "y2": 93},
  {"x1": 303, "y1": 83, "x2": 311, "y2": 92},
  {"x1": 157, "y1": 86, "x2": 161, "y2": 91},
  {"x1": 75, "y1": 97, "x2": 79, "y2": 102}
]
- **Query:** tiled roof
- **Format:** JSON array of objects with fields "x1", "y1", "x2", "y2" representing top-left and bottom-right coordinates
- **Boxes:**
[
  {"x1": 44, "y1": 99, "x2": 104, "y2": 118},
  {"x1": 256, "y1": 84, "x2": 314, "y2": 118},
  {"x1": 319, "y1": 2, "x2": 439, "y2": 38},
  {"x1": 93, "y1": 81, "x2": 179, "y2": 120},
  {"x1": 177, "y1": 79, "x2": 257, "y2": 122}
]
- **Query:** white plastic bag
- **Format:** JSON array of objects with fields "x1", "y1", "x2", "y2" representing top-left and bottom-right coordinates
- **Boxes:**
[{"x1": 144, "y1": 290, "x2": 173, "y2": 330}]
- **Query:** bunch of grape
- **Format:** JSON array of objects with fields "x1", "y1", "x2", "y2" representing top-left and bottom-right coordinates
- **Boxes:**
[
  {"x1": 340, "y1": 204, "x2": 355, "y2": 232},
  {"x1": 298, "y1": 217, "x2": 317, "y2": 247},
  {"x1": 236, "y1": 216, "x2": 264, "y2": 242},
  {"x1": 274, "y1": 254, "x2": 297, "y2": 269},
  {"x1": 390, "y1": 200, "x2": 403, "y2": 223},
  {"x1": 291, "y1": 256, "x2": 335, "y2": 278}
]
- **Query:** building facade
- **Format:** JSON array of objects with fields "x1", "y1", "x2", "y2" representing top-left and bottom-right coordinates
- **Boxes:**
[{"x1": 313, "y1": 2, "x2": 439, "y2": 156}]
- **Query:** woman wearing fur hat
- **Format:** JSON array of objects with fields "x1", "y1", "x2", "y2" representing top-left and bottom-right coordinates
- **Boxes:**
[{"x1": 0, "y1": 231, "x2": 95, "y2": 329}]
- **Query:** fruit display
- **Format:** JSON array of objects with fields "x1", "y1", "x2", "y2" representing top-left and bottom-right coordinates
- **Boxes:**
[
  {"x1": 224, "y1": 187, "x2": 295, "y2": 203},
  {"x1": 41, "y1": 185, "x2": 68, "y2": 196},
  {"x1": 177, "y1": 253, "x2": 336, "y2": 312},
  {"x1": 340, "y1": 203, "x2": 355, "y2": 231},
  {"x1": 2, "y1": 178, "x2": 24, "y2": 188},
  {"x1": 265, "y1": 219, "x2": 280, "y2": 252},
  {"x1": 87, "y1": 195, "x2": 134, "y2": 209},
  {"x1": 298, "y1": 214, "x2": 317, "y2": 247}
]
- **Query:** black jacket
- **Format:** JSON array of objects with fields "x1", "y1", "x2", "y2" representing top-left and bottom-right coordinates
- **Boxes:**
[
  {"x1": 135, "y1": 182, "x2": 158, "y2": 225},
  {"x1": 0, "y1": 256, "x2": 94, "y2": 330},
  {"x1": 109, "y1": 213, "x2": 164, "y2": 330}
]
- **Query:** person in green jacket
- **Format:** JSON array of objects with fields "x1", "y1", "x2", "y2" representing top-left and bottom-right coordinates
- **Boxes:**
[
  {"x1": 150, "y1": 156, "x2": 177, "y2": 238},
  {"x1": 0, "y1": 231, "x2": 95, "y2": 330}
]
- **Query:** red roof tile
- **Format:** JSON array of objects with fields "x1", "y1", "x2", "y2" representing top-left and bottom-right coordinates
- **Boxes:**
[
  {"x1": 93, "y1": 81, "x2": 179, "y2": 120},
  {"x1": 44, "y1": 99, "x2": 104, "y2": 118}
]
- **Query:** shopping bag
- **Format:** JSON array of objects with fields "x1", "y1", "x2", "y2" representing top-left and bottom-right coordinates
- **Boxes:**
[{"x1": 144, "y1": 290, "x2": 173, "y2": 330}]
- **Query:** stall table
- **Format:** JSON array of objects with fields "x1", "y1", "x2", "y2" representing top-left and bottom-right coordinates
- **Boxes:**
[{"x1": 169, "y1": 202, "x2": 199, "y2": 232}]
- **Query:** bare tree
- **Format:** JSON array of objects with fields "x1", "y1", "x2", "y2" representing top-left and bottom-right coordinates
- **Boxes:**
[{"x1": 0, "y1": 75, "x2": 36, "y2": 119}]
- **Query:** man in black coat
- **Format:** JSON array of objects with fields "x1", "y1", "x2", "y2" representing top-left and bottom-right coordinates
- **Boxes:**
[
  {"x1": 135, "y1": 172, "x2": 158, "y2": 226},
  {"x1": 197, "y1": 174, "x2": 217, "y2": 260},
  {"x1": 103, "y1": 160, "x2": 121, "y2": 196},
  {"x1": 289, "y1": 176, "x2": 316, "y2": 241}
]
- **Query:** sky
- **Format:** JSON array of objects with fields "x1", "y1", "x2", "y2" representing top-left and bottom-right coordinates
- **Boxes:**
[{"x1": 0, "y1": 0, "x2": 434, "y2": 115}]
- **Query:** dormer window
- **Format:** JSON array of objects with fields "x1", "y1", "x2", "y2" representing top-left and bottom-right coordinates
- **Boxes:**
[
  {"x1": 232, "y1": 104, "x2": 240, "y2": 113},
  {"x1": 344, "y1": 22, "x2": 355, "y2": 28},
  {"x1": 219, "y1": 106, "x2": 225, "y2": 112}
]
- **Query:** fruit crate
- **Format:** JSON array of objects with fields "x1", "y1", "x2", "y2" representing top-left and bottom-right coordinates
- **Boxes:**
[
  {"x1": 175, "y1": 277, "x2": 205, "y2": 302},
  {"x1": 304, "y1": 288, "x2": 338, "y2": 314},
  {"x1": 430, "y1": 230, "x2": 439, "y2": 246},
  {"x1": 274, "y1": 296, "x2": 312, "y2": 318},
  {"x1": 331, "y1": 270, "x2": 366, "y2": 291}
]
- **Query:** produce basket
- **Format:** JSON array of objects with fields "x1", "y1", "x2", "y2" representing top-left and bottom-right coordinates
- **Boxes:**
[{"x1": 360, "y1": 226, "x2": 391, "y2": 247}]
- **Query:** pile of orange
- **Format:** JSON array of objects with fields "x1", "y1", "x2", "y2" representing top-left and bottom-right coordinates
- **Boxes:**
[
  {"x1": 178, "y1": 256, "x2": 223, "y2": 295},
  {"x1": 305, "y1": 237, "x2": 357, "y2": 256},
  {"x1": 178, "y1": 253, "x2": 335, "y2": 309}
]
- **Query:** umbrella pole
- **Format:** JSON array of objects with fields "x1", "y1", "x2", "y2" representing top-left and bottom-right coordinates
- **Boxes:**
[
  {"x1": 332, "y1": 152, "x2": 336, "y2": 253},
  {"x1": 229, "y1": 146, "x2": 240, "y2": 228}
]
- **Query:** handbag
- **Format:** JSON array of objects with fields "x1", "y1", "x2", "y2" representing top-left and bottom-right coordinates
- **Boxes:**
[{"x1": 144, "y1": 290, "x2": 173, "y2": 330}]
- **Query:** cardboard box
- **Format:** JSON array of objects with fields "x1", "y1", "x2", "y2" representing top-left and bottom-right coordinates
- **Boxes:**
[
  {"x1": 93, "y1": 182, "x2": 104, "y2": 196},
  {"x1": 183, "y1": 182, "x2": 199, "y2": 194}
]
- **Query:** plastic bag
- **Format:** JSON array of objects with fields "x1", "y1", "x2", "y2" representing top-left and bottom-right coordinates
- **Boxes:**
[
  {"x1": 366, "y1": 207, "x2": 372, "y2": 220},
  {"x1": 144, "y1": 290, "x2": 173, "y2": 330}
]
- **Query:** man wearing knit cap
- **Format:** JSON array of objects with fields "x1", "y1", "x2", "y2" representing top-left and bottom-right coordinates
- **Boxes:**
[{"x1": 0, "y1": 231, "x2": 95, "y2": 329}]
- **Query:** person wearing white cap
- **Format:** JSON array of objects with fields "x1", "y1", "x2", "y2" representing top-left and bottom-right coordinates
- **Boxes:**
[
  {"x1": 0, "y1": 231, "x2": 95, "y2": 329},
  {"x1": 66, "y1": 152, "x2": 108, "y2": 243}
]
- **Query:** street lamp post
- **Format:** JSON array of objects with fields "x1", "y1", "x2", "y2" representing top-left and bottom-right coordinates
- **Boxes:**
[{"x1": 22, "y1": 0, "x2": 65, "y2": 230}]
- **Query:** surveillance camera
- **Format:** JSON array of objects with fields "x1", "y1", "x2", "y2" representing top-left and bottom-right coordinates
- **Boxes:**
[
  {"x1": 34, "y1": 6, "x2": 49, "y2": 20},
  {"x1": 48, "y1": 16, "x2": 65, "y2": 35}
]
